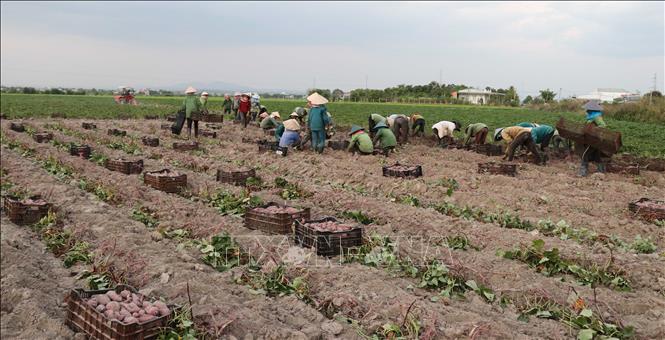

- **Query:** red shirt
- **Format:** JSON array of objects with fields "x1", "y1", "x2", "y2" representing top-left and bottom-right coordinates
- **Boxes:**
[{"x1": 239, "y1": 99, "x2": 251, "y2": 113}]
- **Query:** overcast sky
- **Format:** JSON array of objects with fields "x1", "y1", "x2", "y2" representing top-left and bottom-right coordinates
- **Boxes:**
[{"x1": 1, "y1": 1, "x2": 663, "y2": 97}]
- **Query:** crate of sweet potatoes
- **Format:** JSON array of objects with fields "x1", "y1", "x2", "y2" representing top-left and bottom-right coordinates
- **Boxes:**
[
  {"x1": 3, "y1": 195, "x2": 51, "y2": 225},
  {"x1": 65, "y1": 284, "x2": 174, "y2": 340},
  {"x1": 244, "y1": 202, "x2": 311, "y2": 234},
  {"x1": 294, "y1": 217, "x2": 363, "y2": 257}
]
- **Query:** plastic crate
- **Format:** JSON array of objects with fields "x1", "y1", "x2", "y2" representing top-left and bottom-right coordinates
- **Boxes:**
[
  {"x1": 33, "y1": 132, "x2": 54, "y2": 143},
  {"x1": 478, "y1": 162, "x2": 517, "y2": 177},
  {"x1": 105, "y1": 159, "x2": 144, "y2": 175},
  {"x1": 65, "y1": 284, "x2": 174, "y2": 340},
  {"x1": 70, "y1": 145, "x2": 92, "y2": 159},
  {"x1": 82, "y1": 123, "x2": 97, "y2": 130},
  {"x1": 141, "y1": 136, "x2": 159, "y2": 147},
  {"x1": 556, "y1": 117, "x2": 622, "y2": 156},
  {"x1": 200, "y1": 130, "x2": 217, "y2": 138},
  {"x1": 202, "y1": 114, "x2": 223, "y2": 123},
  {"x1": 3, "y1": 195, "x2": 51, "y2": 225},
  {"x1": 216, "y1": 168, "x2": 256, "y2": 185},
  {"x1": 10, "y1": 122, "x2": 25, "y2": 132},
  {"x1": 606, "y1": 163, "x2": 640, "y2": 176},
  {"x1": 172, "y1": 141, "x2": 199, "y2": 151},
  {"x1": 294, "y1": 217, "x2": 363, "y2": 257},
  {"x1": 245, "y1": 202, "x2": 311, "y2": 234},
  {"x1": 475, "y1": 144, "x2": 503, "y2": 156},
  {"x1": 628, "y1": 198, "x2": 665, "y2": 222},
  {"x1": 327, "y1": 140, "x2": 349, "y2": 150},
  {"x1": 257, "y1": 140, "x2": 279, "y2": 153},
  {"x1": 107, "y1": 129, "x2": 127, "y2": 137},
  {"x1": 382, "y1": 163, "x2": 423, "y2": 178},
  {"x1": 144, "y1": 169, "x2": 187, "y2": 193},
  {"x1": 264, "y1": 129, "x2": 276, "y2": 136}
]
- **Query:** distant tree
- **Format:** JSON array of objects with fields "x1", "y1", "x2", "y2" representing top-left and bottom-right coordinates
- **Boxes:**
[
  {"x1": 308, "y1": 88, "x2": 332, "y2": 100},
  {"x1": 506, "y1": 86, "x2": 520, "y2": 106},
  {"x1": 22, "y1": 87, "x2": 37, "y2": 94},
  {"x1": 522, "y1": 95, "x2": 534, "y2": 105},
  {"x1": 645, "y1": 90, "x2": 662, "y2": 98},
  {"x1": 539, "y1": 89, "x2": 556, "y2": 103},
  {"x1": 332, "y1": 89, "x2": 344, "y2": 101}
]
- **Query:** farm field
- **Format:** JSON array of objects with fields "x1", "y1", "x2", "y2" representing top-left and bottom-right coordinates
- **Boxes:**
[
  {"x1": 1, "y1": 93, "x2": 664, "y2": 157},
  {"x1": 1, "y1": 114, "x2": 664, "y2": 339}
]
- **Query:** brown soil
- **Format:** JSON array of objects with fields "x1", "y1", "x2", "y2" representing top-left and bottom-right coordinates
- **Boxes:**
[{"x1": 1, "y1": 118, "x2": 664, "y2": 339}]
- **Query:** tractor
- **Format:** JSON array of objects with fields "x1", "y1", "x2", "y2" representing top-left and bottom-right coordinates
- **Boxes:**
[{"x1": 114, "y1": 86, "x2": 138, "y2": 105}]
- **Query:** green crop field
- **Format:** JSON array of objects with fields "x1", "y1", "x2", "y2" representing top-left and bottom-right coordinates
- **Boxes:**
[{"x1": 1, "y1": 93, "x2": 664, "y2": 157}]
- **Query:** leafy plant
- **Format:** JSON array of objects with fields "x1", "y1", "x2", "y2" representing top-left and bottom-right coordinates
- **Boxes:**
[
  {"x1": 340, "y1": 210, "x2": 375, "y2": 225},
  {"x1": 236, "y1": 265, "x2": 312, "y2": 304},
  {"x1": 419, "y1": 260, "x2": 467, "y2": 299},
  {"x1": 274, "y1": 177, "x2": 310, "y2": 200},
  {"x1": 89, "y1": 152, "x2": 108, "y2": 166},
  {"x1": 63, "y1": 241, "x2": 93, "y2": 268},
  {"x1": 78, "y1": 179, "x2": 116, "y2": 203},
  {"x1": 42, "y1": 157, "x2": 73, "y2": 180},
  {"x1": 205, "y1": 190, "x2": 262, "y2": 216},
  {"x1": 445, "y1": 235, "x2": 478, "y2": 251},
  {"x1": 131, "y1": 207, "x2": 159, "y2": 228},
  {"x1": 399, "y1": 194, "x2": 420, "y2": 207},
  {"x1": 630, "y1": 235, "x2": 657, "y2": 254},
  {"x1": 198, "y1": 232, "x2": 249, "y2": 272},
  {"x1": 158, "y1": 306, "x2": 198, "y2": 340},
  {"x1": 435, "y1": 177, "x2": 459, "y2": 197},
  {"x1": 498, "y1": 239, "x2": 630, "y2": 290}
]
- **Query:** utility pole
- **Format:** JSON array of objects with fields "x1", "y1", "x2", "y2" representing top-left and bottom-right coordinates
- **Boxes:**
[
  {"x1": 439, "y1": 68, "x2": 442, "y2": 84},
  {"x1": 650, "y1": 73, "x2": 657, "y2": 105},
  {"x1": 365, "y1": 75, "x2": 368, "y2": 89},
  {"x1": 313, "y1": 77, "x2": 316, "y2": 90},
  {"x1": 558, "y1": 88, "x2": 562, "y2": 101}
]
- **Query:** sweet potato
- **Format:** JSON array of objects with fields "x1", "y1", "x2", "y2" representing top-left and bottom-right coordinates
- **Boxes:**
[
  {"x1": 106, "y1": 301, "x2": 120, "y2": 312},
  {"x1": 95, "y1": 304, "x2": 106, "y2": 313},
  {"x1": 95, "y1": 294, "x2": 111, "y2": 305},
  {"x1": 158, "y1": 306, "x2": 170, "y2": 316},
  {"x1": 86, "y1": 299, "x2": 98, "y2": 308},
  {"x1": 120, "y1": 290, "x2": 131, "y2": 299},
  {"x1": 145, "y1": 306, "x2": 159, "y2": 316},
  {"x1": 138, "y1": 314, "x2": 157, "y2": 323},
  {"x1": 104, "y1": 310, "x2": 115, "y2": 319},
  {"x1": 125, "y1": 302, "x2": 140, "y2": 313},
  {"x1": 123, "y1": 316, "x2": 138, "y2": 324},
  {"x1": 106, "y1": 291, "x2": 122, "y2": 302}
]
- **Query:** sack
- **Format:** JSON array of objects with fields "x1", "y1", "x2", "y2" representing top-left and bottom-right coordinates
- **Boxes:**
[{"x1": 171, "y1": 110, "x2": 186, "y2": 135}]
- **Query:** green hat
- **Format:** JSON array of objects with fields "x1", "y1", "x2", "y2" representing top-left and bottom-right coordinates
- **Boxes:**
[
  {"x1": 494, "y1": 128, "x2": 504, "y2": 141},
  {"x1": 349, "y1": 125, "x2": 365, "y2": 135},
  {"x1": 372, "y1": 121, "x2": 388, "y2": 131}
]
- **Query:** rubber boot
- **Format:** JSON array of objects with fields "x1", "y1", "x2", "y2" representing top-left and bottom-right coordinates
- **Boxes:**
[
  {"x1": 596, "y1": 163, "x2": 606, "y2": 173},
  {"x1": 578, "y1": 161, "x2": 589, "y2": 177},
  {"x1": 186, "y1": 127, "x2": 191, "y2": 140}
]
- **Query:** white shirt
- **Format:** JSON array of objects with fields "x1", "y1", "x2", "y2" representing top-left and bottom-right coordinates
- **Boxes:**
[
  {"x1": 432, "y1": 121, "x2": 456, "y2": 138},
  {"x1": 387, "y1": 114, "x2": 407, "y2": 127}
]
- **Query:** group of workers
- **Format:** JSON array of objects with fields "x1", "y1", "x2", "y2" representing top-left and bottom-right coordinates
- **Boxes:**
[{"x1": 179, "y1": 87, "x2": 609, "y2": 177}]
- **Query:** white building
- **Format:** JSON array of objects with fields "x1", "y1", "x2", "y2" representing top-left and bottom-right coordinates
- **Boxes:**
[
  {"x1": 457, "y1": 88, "x2": 504, "y2": 105},
  {"x1": 576, "y1": 88, "x2": 638, "y2": 103}
]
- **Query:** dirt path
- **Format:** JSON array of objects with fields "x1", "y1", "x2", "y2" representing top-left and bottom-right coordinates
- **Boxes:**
[{"x1": 1, "y1": 216, "x2": 76, "y2": 339}]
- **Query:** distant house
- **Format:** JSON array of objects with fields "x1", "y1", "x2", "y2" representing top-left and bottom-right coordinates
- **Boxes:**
[
  {"x1": 342, "y1": 92, "x2": 352, "y2": 100},
  {"x1": 576, "y1": 88, "x2": 638, "y2": 103},
  {"x1": 457, "y1": 88, "x2": 504, "y2": 105}
]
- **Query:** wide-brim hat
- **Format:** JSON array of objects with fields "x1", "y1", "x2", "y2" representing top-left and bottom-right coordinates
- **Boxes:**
[
  {"x1": 307, "y1": 92, "x2": 329, "y2": 105},
  {"x1": 185, "y1": 86, "x2": 197, "y2": 94},
  {"x1": 373, "y1": 121, "x2": 388, "y2": 131},
  {"x1": 283, "y1": 119, "x2": 301, "y2": 131},
  {"x1": 582, "y1": 100, "x2": 603, "y2": 111},
  {"x1": 349, "y1": 125, "x2": 364, "y2": 135},
  {"x1": 290, "y1": 112, "x2": 299, "y2": 118},
  {"x1": 452, "y1": 120, "x2": 461, "y2": 131},
  {"x1": 494, "y1": 128, "x2": 504, "y2": 141},
  {"x1": 241, "y1": 93, "x2": 250, "y2": 98},
  {"x1": 259, "y1": 112, "x2": 269, "y2": 119},
  {"x1": 234, "y1": 92, "x2": 241, "y2": 96},
  {"x1": 201, "y1": 92, "x2": 209, "y2": 96},
  {"x1": 270, "y1": 112, "x2": 281, "y2": 119}
]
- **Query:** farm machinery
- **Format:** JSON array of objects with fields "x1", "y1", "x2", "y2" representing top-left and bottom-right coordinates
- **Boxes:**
[{"x1": 114, "y1": 86, "x2": 138, "y2": 105}]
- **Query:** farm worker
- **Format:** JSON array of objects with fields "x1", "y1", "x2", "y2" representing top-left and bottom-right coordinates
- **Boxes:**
[
  {"x1": 222, "y1": 94, "x2": 233, "y2": 116},
  {"x1": 347, "y1": 125, "x2": 374, "y2": 155},
  {"x1": 232, "y1": 92, "x2": 242, "y2": 122},
  {"x1": 279, "y1": 117, "x2": 302, "y2": 148},
  {"x1": 181, "y1": 86, "x2": 202, "y2": 139},
  {"x1": 325, "y1": 111, "x2": 336, "y2": 139},
  {"x1": 200, "y1": 92, "x2": 209, "y2": 114},
  {"x1": 432, "y1": 120, "x2": 460, "y2": 146},
  {"x1": 494, "y1": 126, "x2": 545, "y2": 165},
  {"x1": 307, "y1": 92, "x2": 330, "y2": 154},
  {"x1": 578, "y1": 100, "x2": 609, "y2": 177},
  {"x1": 250, "y1": 94, "x2": 261, "y2": 121},
  {"x1": 517, "y1": 122, "x2": 540, "y2": 128},
  {"x1": 463, "y1": 123, "x2": 489, "y2": 146},
  {"x1": 410, "y1": 113, "x2": 425, "y2": 137},
  {"x1": 372, "y1": 121, "x2": 397, "y2": 156},
  {"x1": 530, "y1": 124, "x2": 556, "y2": 151},
  {"x1": 275, "y1": 112, "x2": 298, "y2": 142},
  {"x1": 295, "y1": 107, "x2": 308, "y2": 120},
  {"x1": 387, "y1": 114, "x2": 409, "y2": 145},
  {"x1": 260, "y1": 112, "x2": 281, "y2": 130},
  {"x1": 239, "y1": 93, "x2": 252, "y2": 128},
  {"x1": 368, "y1": 113, "x2": 386, "y2": 137}
]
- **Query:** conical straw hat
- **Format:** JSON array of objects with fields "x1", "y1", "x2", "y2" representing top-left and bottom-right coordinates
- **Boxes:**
[{"x1": 307, "y1": 92, "x2": 329, "y2": 105}]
